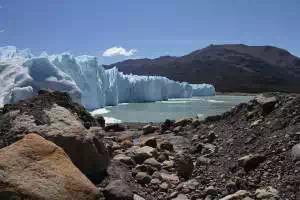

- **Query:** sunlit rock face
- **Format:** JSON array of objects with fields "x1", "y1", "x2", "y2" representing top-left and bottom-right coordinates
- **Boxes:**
[{"x1": 0, "y1": 46, "x2": 215, "y2": 109}]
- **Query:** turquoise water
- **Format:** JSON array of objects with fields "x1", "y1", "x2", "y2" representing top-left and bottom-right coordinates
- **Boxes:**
[{"x1": 91, "y1": 95, "x2": 254, "y2": 123}]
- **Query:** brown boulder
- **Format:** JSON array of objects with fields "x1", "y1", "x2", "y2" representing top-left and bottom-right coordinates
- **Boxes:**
[{"x1": 0, "y1": 133, "x2": 99, "y2": 200}]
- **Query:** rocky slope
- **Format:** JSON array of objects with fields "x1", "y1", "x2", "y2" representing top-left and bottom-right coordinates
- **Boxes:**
[
  {"x1": 0, "y1": 91, "x2": 299, "y2": 199},
  {"x1": 104, "y1": 44, "x2": 300, "y2": 93}
]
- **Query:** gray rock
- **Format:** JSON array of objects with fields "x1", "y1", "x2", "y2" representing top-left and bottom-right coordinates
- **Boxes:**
[
  {"x1": 255, "y1": 186, "x2": 279, "y2": 199},
  {"x1": 113, "y1": 154, "x2": 135, "y2": 166},
  {"x1": 171, "y1": 194, "x2": 190, "y2": 200},
  {"x1": 133, "y1": 194, "x2": 145, "y2": 200},
  {"x1": 141, "y1": 137, "x2": 157, "y2": 148},
  {"x1": 144, "y1": 158, "x2": 161, "y2": 169},
  {"x1": 159, "y1": 182, "x2": 169, "y2": 191},
  {"x1": 255, "y1": 95, "x2": 277, "y2": 114},
  {"x1": 157, "y1": 153, "x2": 169, "y2": 162},
  {"x1": 175, "y1": 153, "x2": 194, "y2": 179},
  {"x1": 130, "y1": 146, "x2": 158, "y2": 164},
  {"x1": 195, "y1": 156, "x2": 211, "y2": 166},
  {"x1": 174, "y1": 118, "x2": 193, "y2": 127},
  {"x1": 291, "y1": 144, "x2": 300, "y2": 162},
  {"x1": 103, "y1": 180, "x2": 133, "y2": 200},
  {"x1": 135, "y1": 172, "x2": 151, "y2": 185},
  {"x1": 238, "y1": 154, "x2": 265, "y2": 172},
  {"x1": 160, "y1": 141, "x2": 174, "y2": 151},
  {"x1": 205, "y1": 186, "x2": 218, "y2": 196},
  {"x1": 142, "y1": 125, "x2": 158, "y2": 135},
  {"x1": 160, "y1": 173, "x2": 180, "y2": 185},
  {"x1": 219, "y1": 190, "x2": 250, "y2": 200},
  {"x1": 150, "y1": 178, "x2": 162, "y2": 185}
]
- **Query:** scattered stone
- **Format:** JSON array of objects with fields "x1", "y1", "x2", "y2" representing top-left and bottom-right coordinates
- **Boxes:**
[
  {"x1": 105, "y1": 123, "x2": 126, "y2": 132},
  {"x1": 160, "y1": 141, "x2": 174, "y2": 151},
  {"x1": 121, "y1": 139, "x2": 134, "y2": 149},
  {"x1": 150, "y1": 178, "x2": 162, "y2": 185},
  {"x1": 173, "y1": 126, "x2": 183, "y2": 133},
  {"x1": 157, "y1": 152, "x2": 169, "y2": 162},
  {"x1": 162, "y1": 160, "x2": 175, "y2": 169},
  {"x1": 103, "y1": 180, "x2": 133, "y2": 200},
  {"x1": 135, "y1": 172, "x2": 151, "y2": 185},
  {"x1": 143, "y1": 124, "x2": 159, "y2": 135},
  {"x1": 255, "y1": 186, "x2": 279, "y2": 199},
  {"x1": 219, "y1": 190, "x2": 250, "y2": 200},
  {"x1": 144, "y1": 157, "x2": 161, "y2": 169},
  {"x1": 255, "y1": 95, "x2": 277, "y2": 114},
  {"x1": 134, "y1": 194, "x2": 145, "y2": 200},
  {"x1": 250, "y1": 119, "x2": 262, "y2": 127},
  {"x1": 159, "y1": 182, "x2": 169, "y2": 191},
  {"x1": 179, "y1": 179, "x2": 199, "y2": 191},
  {"x1": 141, "y1": 137, "x2": 157, "y2": 148},
  {"x1": 0, "y1": 134, "x2": 99, "y2": 200},
  {"x1": 192, "y1": 118, "x2": 201, "y2": 127},
  {"x1": 161, "y1": 119, "x2": 174, "y2": 132},
  {"x1": 175, "y1": 153, "x2": 194, "y2": 179},
  {"x1": 204, "y1": 186, "x2": 219, "y2": 196},
  {"x1": 160, "y1": 173, "x2": 180, "y2": 185},
  {"x1": 291, "y1": 143, "x2": 300, "y2": 162},
  {"x1": 174, "y1": 118, "x2": 193, "y2": 127},
  {"x1": 238, "y1": 154, "x2": 266, "y2": 172},
  {"x1": 113, "y1": 154, "x2": 135, "y2": 166},
  {"x1": 196, "y1": 156, "x2": 211, "y2": 166},
  {"x1": 172, "y1": 193, "x2": 190, "y2": 200},
  {"x1": 130, "y1": 146, "x2": 158, "y2": 164},
  {"x1": 206, "y1": 131, "x2": 216, "y2": 143}
]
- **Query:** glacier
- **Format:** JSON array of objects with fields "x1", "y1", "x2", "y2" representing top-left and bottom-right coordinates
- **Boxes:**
[{"x1": 0, "y1": 46, "x2": 215, "y2": 109}]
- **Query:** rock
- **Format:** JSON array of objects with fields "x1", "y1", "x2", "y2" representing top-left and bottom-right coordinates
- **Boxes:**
[
  {"x1": 113, "y1": 154, "x2": 135, "y2": 166},
  {"x1": 174, "y1": 118, "x2": 192, "y2": 127},
  {"x1": 192, "y1": 118, "x2": 201, "y2": 127},
  {"x1": 179, "y1": 179, "x2": 199, "y2": 191},
  {"x1": 141, "y1": 136, "x2": 157, "y2": 148},
  {"x1": 205, "y1": 186, "x2": 219, "y2": 196},
  {"x1": 196, "y1": 156, "x2": 211, "y2": 166},
  {"x1": 135, "y1": 172, "x2": 151, "y2": 184},
  {"x1": 162, "y1": 160, "x2": 175, "y2": 170},
  {"x1": 161, "y1": 119, "x2": 174, "y2": 132},
  {"x1": 130, "y1": 146, "x2": 158, "y2": 164},
  {"x1": 151, "y1": 178, "x2": 162, "y2": 185},
  {"x1": 134, "y1": 194, "x2": 146, "y2": 200},
  {"x1": 160, "y1": 173, "x2": 180, "y2": 185},
  {"x1": 238, "y1": 154, "x2": 266, "y2": 172},
  {"x1": 160, "y1": 141, "x2": 174, "y2": 151},
  {"x1": 172, "y1": 194, "x2": 190, "y2": 200},
  {"x1": 105, "y1": 123, "x2": 126, "y2": 132},
  {"x1": 94, "y1": 115, "x2": 105, "y2": 128},
  {"x1": 121, "y1": 139, "x2": 134, "y2": 149},
  {"x1": 144, "y1": 157, "x2": 161, "y2": 169},
  {"x1": 157, "y1": 152, "x2": 169, "y2": 162},
  {"x1": 175, "y1": 153, "x2": 194, "y2": 179},
  {"x1": 225, "y1": 180, "x2": 238, "y2": 194},
  {"x1": 143, "y1": 124, "x2": 159, "y2": 134},
  {"x1": 173, "y1": 126, "x2": 183, "y2": 133},
  {"x1": 255, "y1": 95, "x2": 277, "y2": 114},
  {"x1": 160, "y1": 182, "x2": 169, "y2": 191},
  {"x1": 103, "y1": 180, "x2": 133, "y2": 200},
  {"x1": 6, "y1": 104, "x2": 110, "y2": 183},
  {"x1": 219, "y1": 190, "x2": 250, "y2": 200},
  {"x1": 250, "y1": 119, "x2": 262, "y2": 127},
  {"x1": 255, "y1": 186, "x2": 279, "y2": 199},
  {"x1": 291, "y1": 144, "x2": 300, "y2": 162},
  {"x1": 206, "y1": 131, "x2": 216, "y2": 143},
  {"x1": 0, "y1": 134, "x2": 99, "y2": 200}
]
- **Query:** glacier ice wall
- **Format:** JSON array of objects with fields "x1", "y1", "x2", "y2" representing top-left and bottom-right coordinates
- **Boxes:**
[{"x1": 0, "y1": 46, "x2": 215, "y2": 109}]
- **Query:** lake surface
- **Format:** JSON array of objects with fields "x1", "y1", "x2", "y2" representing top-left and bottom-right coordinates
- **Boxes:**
[{"x1": 91, "y1": 95, "x2": 254, "y2": 123}]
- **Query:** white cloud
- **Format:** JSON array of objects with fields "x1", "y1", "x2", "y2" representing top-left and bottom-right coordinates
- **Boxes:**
[
  {"x1": 102, "y1": 46, "x2": 137, "y2": 57},
  {"x1": 0, "y1": 29, "x2": 6, "y2": 33}
]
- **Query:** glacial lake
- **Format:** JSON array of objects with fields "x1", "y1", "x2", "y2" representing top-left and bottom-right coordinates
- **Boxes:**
[{"x1": 91, "y1": 95, "x2": 254, "y2": 123}]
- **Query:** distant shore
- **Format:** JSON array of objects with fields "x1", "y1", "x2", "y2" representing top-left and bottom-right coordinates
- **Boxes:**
[{"x1": 216, "y1": 92, "x2": 259, "y2": 96}]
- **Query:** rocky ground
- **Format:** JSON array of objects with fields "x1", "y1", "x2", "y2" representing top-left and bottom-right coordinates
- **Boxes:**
[{"x1": 0, "y1": 91, "x2": 299, "y2": 199}]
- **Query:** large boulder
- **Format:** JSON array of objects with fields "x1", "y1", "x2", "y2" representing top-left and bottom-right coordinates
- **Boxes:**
[
  {"x1": 1, "y1": 104, "x2": 110, "y2": 183},
  {"x1": 0, "y1": 133, "x2": 99, "y2": 200},
  {"x1": 103, "y1": 180, "x2": 133, "y2": 200}
]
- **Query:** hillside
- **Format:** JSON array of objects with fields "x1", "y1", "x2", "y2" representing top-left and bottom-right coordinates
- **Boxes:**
[{"x1": 104, "y1": 44, "x2": 300, "y2": 93}]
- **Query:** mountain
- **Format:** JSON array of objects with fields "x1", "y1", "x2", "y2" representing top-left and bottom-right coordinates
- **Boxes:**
[{"x1": 104, "y1": 44, "x2": 300, "y2": 93}]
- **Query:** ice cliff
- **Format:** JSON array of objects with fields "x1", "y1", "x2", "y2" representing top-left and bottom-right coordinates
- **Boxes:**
[{"x1": 0, "y1": 46, "x2": 215, "y2": 109}]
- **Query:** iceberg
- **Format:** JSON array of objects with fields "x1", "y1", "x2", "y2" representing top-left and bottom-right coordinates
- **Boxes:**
[{"x1": 0, "y1": 46, "x2": 215, "y2": 109}]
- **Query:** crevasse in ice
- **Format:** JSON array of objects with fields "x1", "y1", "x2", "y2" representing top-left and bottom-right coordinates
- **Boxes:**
[{"x1": 0, "y1": 46, "x2": 215, "y2": 109}]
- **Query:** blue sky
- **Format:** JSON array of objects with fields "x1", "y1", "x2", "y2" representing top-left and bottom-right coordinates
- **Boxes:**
[{"x1": 0, "y1": 0, "x2": 299, "y2": 64}]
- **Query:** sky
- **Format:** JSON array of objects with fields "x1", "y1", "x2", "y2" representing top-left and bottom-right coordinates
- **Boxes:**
[{"x1": 0, "y1": 0, "x2": 299, "y2": 64}]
